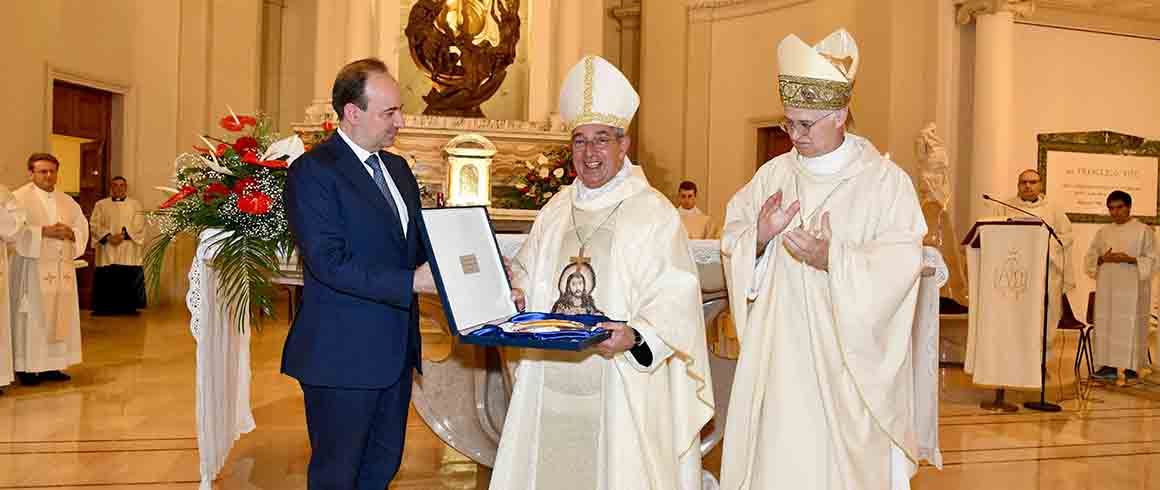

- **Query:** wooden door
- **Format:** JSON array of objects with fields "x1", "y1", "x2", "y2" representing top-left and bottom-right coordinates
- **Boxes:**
[
  {"x1": 53, "y1": 81, "x2": 113, "y2": 310},
  {"x1": 756, "y1": 126, "x2": 792, "y2": 171}
]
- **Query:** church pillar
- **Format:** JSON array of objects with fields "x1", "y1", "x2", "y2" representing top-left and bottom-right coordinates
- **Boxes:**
[
  {"x1": 957, "y1": 0, "x2": 1035, "y2": 220},
  {"x1": 304, "y1": 0, "x2": 404, "y2": 124},
  {"x1": 307, "y1": 0, "x2": 339, "y2": 123},
  {"x1": 376, "y1": 0, "x2": 402, "y2": 77}
]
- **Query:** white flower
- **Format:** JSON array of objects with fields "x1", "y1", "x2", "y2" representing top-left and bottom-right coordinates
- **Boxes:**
[
  {"x1": 539, "y1": 167, "x2": 550, "y2": 178},
  {"x1": 262, "y1": 135, "x2": 306, "y2": 164},
  {"x1": 553, "y1": 168, "x2": 564, "y2": 178},
  {"x1": 543, "y1": 192, "x2": 553, "y2": 199},
  {"x1": 537, "y1": 154, "x2": 550, "y2": 165},
  {"x1": 515, "y1": 182, "x2": 527, "y2": 190}
]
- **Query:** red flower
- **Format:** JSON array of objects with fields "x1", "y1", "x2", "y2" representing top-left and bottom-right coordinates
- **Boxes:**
[
  {"x1": 241, "y1": 150, "x2": 260, "y2": 164},
  {"x1": 216, "y1": 143, "x2": 230, "y2": 157},
  {"x1": 322, "y1": 120, "x2": 335, "y2": 132},
  {"x1": 220, "y1": 115, "x2": 258, "y2": 132},
  {"x1": 159, "y1": 186, "x2": 197, "y2": 209},
  {"x1": 232, "y1": 136, "x2": 259, "y2": 153},
  {"x1": 252, "y1": 159, "x2": 289, "y2": 169},
  {"x1": 237, "y1": 191, "x2": 272, "y2": 215},
  {"x1": 232, "y1": 177, "x2": 257, "y2": 195},
  {"x1": 202, "y1": 182, "x2": 230, "y2": 203}
]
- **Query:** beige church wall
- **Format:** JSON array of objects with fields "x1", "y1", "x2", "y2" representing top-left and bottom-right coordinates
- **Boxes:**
[
  {"x1": 0, "y1": 0, "x2": 266, "y2": 306},
  {"x1": 639, "y1": 0, "x2": 942, "y2": 230},
  {"x1": 276, "y1": 0, "x2": 319, "y2": 133},
  {"x1": 1007, "y1": 23, "x2": 1160, "y2": 318}
]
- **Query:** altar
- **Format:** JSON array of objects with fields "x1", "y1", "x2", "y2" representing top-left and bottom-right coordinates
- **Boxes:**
[{"x1": 186, "y1": 234, "x2": 948, "y2": 488}]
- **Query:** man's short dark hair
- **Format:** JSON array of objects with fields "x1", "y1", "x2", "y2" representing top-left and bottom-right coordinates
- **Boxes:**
[
  {"x1": 1107, "y1": 190, "x2": 1132, "y2": 207},
  {"x1": 678, "y1": 181, "x2": 698, "y2": 193},
  {"x1": 331, "y1": 58, "x2": 389, "y2": 121},
  {"x1": 112, "y1": 176, "x2": 127, "y2": 184},
  {"x1": 27, "y1": 152, "x2": 60, "y2": 171}
]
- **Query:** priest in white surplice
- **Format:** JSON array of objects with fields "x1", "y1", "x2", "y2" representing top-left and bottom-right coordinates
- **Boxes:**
[
  {"x1": 989, "y1": 169, "x2": 1076, "y2": 344},
  {"x1": 0, "y1": 185, "x2": 29, "y2": 395},
  {"x1": 9, "y1": 153, "x2": 88, "y2": 385},
  {"x1": 1084, "y1": 190, "x2": 1158, "y2": 384},
  {"x1": 720, "y1": 30, "x2": 927, "y2": 490},
  {"x1": 89, "y1": 176, "x2": 146, "y2": 315},
  {"x1": 489, "y1": 56, "x2": 714, "y2": 490}
]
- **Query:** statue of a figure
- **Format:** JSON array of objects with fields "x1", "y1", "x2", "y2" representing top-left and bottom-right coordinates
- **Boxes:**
[
  {"x1": 406, "y1": 0, "x2": 521, "y2": 118},
  {"x1": 915, "y1": 123, "x2": 969, "y2": 307}
]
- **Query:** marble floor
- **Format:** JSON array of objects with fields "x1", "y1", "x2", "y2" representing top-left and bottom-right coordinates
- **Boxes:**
[{"x1": 1, "y1": 303, "x2": 1159, "y2": 489}]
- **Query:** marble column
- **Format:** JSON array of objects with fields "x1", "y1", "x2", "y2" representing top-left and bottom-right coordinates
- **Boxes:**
[
  {"x1": 956, "y1": 0, "x2": 1035, "y2": 220},
  {"x1": 305, "y1": 0, "x2": 403, "y2": 124}
]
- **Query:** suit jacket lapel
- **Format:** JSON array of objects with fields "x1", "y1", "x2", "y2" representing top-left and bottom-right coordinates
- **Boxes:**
[
  {"x1": 323, "y1": 136, "x2": 389, "y2": 212},
  {"x1": 321, "y1": 137, "x2": 406, "y2": 242},
  {"x1": 380, "y1": 151, "x2": 417, "y2": 243}
]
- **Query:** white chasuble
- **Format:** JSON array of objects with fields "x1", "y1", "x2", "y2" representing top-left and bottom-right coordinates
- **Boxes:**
[
  {"x1": 990, "y1": 196, "x2": 1075, "y2": 344},
  {"x1": 0, "y1": 186, "x2": 29, "y2": 386},
  {"x1": 720, "y1": 134, "x2": 926, "y2": 490},
  {"x1": 90, "y1": 197, "x2": 145, "y2": 267},
  {"x1": 964, "y1": 225, "x2": 1049, "y2": 388},
  {"x1": 491, "y1": 163, "x2": 714, "y2": 490},
  {"x1": 10, "y1": 183, "x2": 88, "y2": 372},
  {"x1": 1084, "y1": 219, "x2": 1158, "y2": 370}
]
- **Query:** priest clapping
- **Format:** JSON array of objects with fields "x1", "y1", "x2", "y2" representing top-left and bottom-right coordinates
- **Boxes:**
[{"x1": 720, "y1": 29, "x2": 929, "y2": 490}]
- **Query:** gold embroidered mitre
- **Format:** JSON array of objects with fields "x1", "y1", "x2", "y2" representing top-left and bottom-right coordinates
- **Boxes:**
[
  {"x1": 559, "y1": 56, "x2": 639, "y2": 132},
  {"x1": 777, "y1": 29, "x2": 860, "y2": 110}
]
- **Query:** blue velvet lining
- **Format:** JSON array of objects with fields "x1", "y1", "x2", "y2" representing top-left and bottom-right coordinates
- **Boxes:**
[{"x1": 465, "y1": 311, "x2": 612, "y2": 342}]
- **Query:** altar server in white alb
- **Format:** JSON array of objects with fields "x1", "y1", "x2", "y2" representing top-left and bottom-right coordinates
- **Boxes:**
[
  {"x1": 720, "y1": 29, "x2": 928, "y2": 490},
  {"x1": 9, "y1": 153, "x2": 89, "y2": 386},
  {"x1": 1085, "y1": 190, "x2": 1158, "y2": 384},
  {"x1": 0, "y1": 185, "x2": 28, "y2": 395},
  {"x1": 489, "y1": 56, "x2": 714, "y2": 490},
  {"x1": 990, "y1": 169, "x2": 1075, "y2": 343},
  {"x1": 89, "y1": 176, "x2": 147, "y2": 315}
]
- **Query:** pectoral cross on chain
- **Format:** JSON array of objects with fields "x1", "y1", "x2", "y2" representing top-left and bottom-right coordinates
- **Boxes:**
[{"x1": 570, "y1": 247, "x2": 590, "y2": 266}]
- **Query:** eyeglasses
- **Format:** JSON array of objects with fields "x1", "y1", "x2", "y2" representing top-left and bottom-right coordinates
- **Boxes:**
[
  {"x1": 779, "y1": 112, "x2": 837, "y2": 135},
  {"x1": 572, "y1": 135, "x2": 620, "y2": 151}
]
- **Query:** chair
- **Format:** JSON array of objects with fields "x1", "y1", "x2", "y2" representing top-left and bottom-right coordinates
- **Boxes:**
[{"x1": 1057, "y1": 292, "x2": 1094, "y2": 382}]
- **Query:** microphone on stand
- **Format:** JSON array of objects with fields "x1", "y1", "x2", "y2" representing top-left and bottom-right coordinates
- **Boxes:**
[{"x1": 981, "y1": 194, "x2": 1062, "y2": 246}]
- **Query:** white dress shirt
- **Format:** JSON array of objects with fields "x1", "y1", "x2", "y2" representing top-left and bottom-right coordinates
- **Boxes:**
[{"x1": 336, "y1": 128, "x2": 410, "y2": 237}]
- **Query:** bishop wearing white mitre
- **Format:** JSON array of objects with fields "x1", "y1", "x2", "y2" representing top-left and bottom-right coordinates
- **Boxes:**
[
  {"x1": 720, "y1": 29, "x2": 928, "y2": 490},
  {"x1": 490, "y1": 56, "x2": 714, "y2": 490}
]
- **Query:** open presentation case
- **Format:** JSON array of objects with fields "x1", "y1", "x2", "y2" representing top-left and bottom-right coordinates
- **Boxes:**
[{"x1": 420, "y1": 206, "x2": 613, "y2": 350}]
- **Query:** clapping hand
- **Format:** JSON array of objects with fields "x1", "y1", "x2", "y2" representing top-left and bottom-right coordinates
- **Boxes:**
[
  {"x1": 784, "y1": 212, "x2": 832, "y2": 272},
  {"x1": 757, "y1": 190, "x2": 801, "y2": 254}
]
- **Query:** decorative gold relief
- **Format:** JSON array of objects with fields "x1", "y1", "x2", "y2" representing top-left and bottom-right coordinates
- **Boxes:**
[
  {"x1": 955, "y1": 0, "x2": 1036, "y2": 24},
  {"x1": 405, "y1": 0, "x2": 522, "y2": 118}
]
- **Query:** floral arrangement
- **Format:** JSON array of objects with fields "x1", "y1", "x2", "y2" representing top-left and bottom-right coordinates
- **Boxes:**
[
  {"x1": 500, "y1": 146, "x2": 574, "y2": 209},
  {"x1": 145, "y1": 110, "x2": 306, "y2": 331}
]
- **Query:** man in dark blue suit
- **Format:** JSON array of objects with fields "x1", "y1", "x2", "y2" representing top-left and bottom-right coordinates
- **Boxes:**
[{"x1": 283, "y1": 58, "x2": 437, "y2": 489}]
